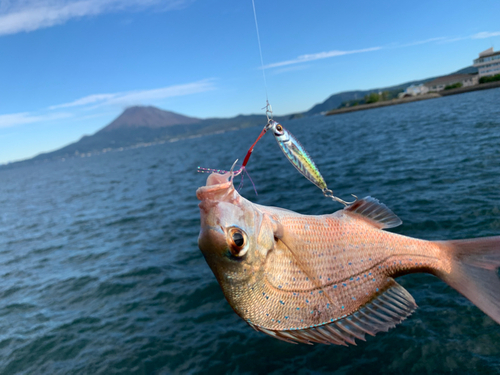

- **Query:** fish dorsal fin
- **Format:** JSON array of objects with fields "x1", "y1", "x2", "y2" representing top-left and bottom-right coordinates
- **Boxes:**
[
  {"x1": 251, "y1": 279, "x2": 417, "y2": 346},
  {"x1": 343, "y1": 196, "x2": 402, "y2": 229}
]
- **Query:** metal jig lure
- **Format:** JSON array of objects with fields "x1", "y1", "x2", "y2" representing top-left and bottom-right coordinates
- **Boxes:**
[{"x1": 264, "y1": 120, "x2": 356, "y2": 206}]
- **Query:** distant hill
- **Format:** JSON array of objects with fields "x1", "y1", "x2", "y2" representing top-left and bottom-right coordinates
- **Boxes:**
[
  {"x1": 302, "y1": 79, "x2": 435, "y2": 116},
  {"x1": 2, "y1": 107, "x2": 274, "y2": 169},
  {"x1": 101, "y1": 106, "x2": 201, "y2": 131},
  {"x1": 302, "y1": 66, "x2": 479, "y2": 115},
  {"x1": 453, "y1": 66, "x2": 478, "y2": 75},
  {"x1": 2, "y1": 66, "x2": 479, "y2": 169}
]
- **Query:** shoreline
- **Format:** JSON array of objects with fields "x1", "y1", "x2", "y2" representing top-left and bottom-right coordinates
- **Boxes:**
[{"x1": 325, "y1": 80, "x2": 500, "y2": 116}]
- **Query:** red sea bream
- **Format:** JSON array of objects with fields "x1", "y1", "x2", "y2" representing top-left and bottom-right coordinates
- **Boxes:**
[{"x1": 197, "y1": 172, "x2": 500, "y2": 345}]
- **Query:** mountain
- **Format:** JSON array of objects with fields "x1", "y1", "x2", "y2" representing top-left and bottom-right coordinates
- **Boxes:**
[
  {"x1": 2, "y1": 66, "x2": 479, "y2": 169},
  {"x1": 453, "y1": 66, "x2": 478, "y2": 75},
  {"x1": 101, "y1": 106, "x2": 201, "y2": 131},
  {"x1": 2, "y1": 107, "x2": 273, "y2": 169},
  {"x1": 302, "y1": 66, "x2": 479, "y2": 116},
  {"x1": 25, "y1": 107, "x2": 208, "y2": 162},
  {"x1": 303, "y1": 79, "x2": 436, "y2": 116}
]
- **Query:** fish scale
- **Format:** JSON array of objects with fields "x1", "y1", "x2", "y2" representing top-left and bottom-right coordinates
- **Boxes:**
[
  {"x1": 197, "y1": 172, "x2": 500, "y2": 345},
  {"x1": 236, "y1": 209, "x2": 441, "y2": 332}
]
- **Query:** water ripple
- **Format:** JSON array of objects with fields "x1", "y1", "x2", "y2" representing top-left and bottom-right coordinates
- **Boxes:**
[{"x1": 0, "y1": 88, "x2": 499, "y2": 373}]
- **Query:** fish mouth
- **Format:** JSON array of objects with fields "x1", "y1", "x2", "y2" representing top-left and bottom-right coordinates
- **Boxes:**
[
  {"x1": 197, "y1": 172, "x2": 239, "y2": 232},
  {"x1": 196, "y1": 172, "x2": 234, "y2": 202}
]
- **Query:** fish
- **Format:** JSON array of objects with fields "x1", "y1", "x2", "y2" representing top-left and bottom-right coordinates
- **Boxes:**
[{"x1": 196, "y1": 171, "x2": 500, "y2": 345}]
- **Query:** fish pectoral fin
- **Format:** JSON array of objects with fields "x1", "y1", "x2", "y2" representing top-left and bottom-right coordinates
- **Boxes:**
[
  {"x1": 269, "y1": 215, "x2": 284, "y2": 239},
  {"x1": 273, "y1": 225, "x2": 338, "y2": 309},
  {"x1": 254, "y1": 278, "x2": 417, "y2": 346},
  {"x1": 343, "y1": 196, "x2": 402, "y2": 229}
]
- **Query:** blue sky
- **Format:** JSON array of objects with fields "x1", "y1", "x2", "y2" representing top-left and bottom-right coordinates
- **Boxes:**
[{"x1": 1, "y1": 0, "x2": 500, "y2": 164}]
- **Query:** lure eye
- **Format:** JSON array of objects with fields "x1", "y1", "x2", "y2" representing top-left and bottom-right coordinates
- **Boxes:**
[
  {"x1": 274, "y1": 123, "x2": 284, "y2": 136},
  {"x1": 227, "y1": 227, "x2": 248, "y2": 257}
]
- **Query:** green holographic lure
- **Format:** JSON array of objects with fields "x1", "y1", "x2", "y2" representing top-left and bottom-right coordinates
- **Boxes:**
[{"x1": 265, "y1": 120, "x2": 355, "y2": 206}]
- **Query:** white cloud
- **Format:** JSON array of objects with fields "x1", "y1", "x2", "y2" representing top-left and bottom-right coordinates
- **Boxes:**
[
  {"x1": 438, "y1": 36, "x2": 467, "y2": 44},
  {"x1": 0, "y1": 0, "x2": 189, "y2": 36},
  {"x1": 438, "y1": 31, "x2": 500, "y2": 43},
  {"x1": 0, "y1": 111, "x2": 71, "y2": 128},
  {"x1": 262, "y1": 47, "x2": 381, "y2": 69},
  {"x1": 49, "y1": 93, "x2": 117, "y2": 109},
  {"x1": 0, "y1": 79, "x2": 215, "y2": 129},
  {"x1": 50, "y1": 79, "x2": 216, "y2": 109},
  {"x1": 262, "y1": 31, "x2": 500, "y2": 71},
  {"x1": 471, "y1": 31, "x2": 500, "y2": 39},
  {"x1": 268, "y1": 64, "x2": 312, "y2": 76},
  {"x1": 398, "y1": 37, "x2": 448, "y2": 48}
]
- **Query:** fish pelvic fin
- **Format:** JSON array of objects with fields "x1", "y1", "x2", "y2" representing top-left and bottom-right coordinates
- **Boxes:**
[
  {"x1": 436, "y1": 236, "x2": 500, "y2": 324},
  {"x1": 250, "y1": 278, "x2": 416, "y2": 346},
  {"x1": 343, "y1": 196, "x2": 402, "y2": 229}
]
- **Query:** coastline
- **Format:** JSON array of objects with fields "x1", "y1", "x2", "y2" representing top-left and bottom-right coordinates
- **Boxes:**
[
  {"x1": 438, "y1": 80, "x2": 500, "y2": 96},
  {"x1": 325, "y1": 80, "x2": 500, "y2": 116}
]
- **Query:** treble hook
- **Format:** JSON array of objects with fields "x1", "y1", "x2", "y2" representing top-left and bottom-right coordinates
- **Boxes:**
[{"x1": 322, "y1": 188, "x2": 358, "y2": 206}]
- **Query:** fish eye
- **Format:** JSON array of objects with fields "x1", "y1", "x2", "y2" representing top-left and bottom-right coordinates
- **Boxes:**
[
  {"x1": 233, "y1": 231, "x2": 244, "y2": 247},
  {"x1": 227, "y1": 227, "x2": 248, "y2": 257}
]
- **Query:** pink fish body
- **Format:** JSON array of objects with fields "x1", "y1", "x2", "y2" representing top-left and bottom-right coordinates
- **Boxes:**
[{"x1": 197, "y1": 172, "x2": 500, "y2": 345}]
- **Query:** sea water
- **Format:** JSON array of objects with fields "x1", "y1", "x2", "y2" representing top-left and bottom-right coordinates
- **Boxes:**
[{"x1": 0, "y1": 88, "x2": 500, "y2": 374}]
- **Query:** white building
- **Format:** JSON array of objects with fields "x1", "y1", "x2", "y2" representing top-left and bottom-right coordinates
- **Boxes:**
[
  {"x1": 424, "y1": 74, "x2": 478, "y2": 92},
  {"x1": 405, "y1": 84, "x2": 429, "y2": 96},
  {"x1": 473, "y1": 48, "x2": 500, "y2": 78}
]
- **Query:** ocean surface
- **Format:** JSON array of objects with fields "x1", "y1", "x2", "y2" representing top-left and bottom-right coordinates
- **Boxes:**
[{"x1": 1, "y1": 88, "x2": 500, "y2": 374}]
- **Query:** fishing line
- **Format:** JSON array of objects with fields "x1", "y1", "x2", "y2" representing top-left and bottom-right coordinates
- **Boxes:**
[
  {"x1": 198, "y1": 3, "x2": 355, "y2": 205},
  {"x1": 197, "y1": 0, "x2": 271, "y2": 193},
  {"x1": 251, "y1": 0, "x2": 272, "y2": 120}
]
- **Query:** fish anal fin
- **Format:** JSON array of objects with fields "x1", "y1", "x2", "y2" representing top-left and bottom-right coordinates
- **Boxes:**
[
  {"x1": 343, "y1": 196, "x2": 402, "y2": 229},
  {"x1": 252, "y1": 279, "x2": 417, "y2": 346}
]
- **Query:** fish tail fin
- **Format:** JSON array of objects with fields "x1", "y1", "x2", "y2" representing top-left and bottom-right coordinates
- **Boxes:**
[{"x1": 436, "y1": 236, "x2": 500, "y2": 324}]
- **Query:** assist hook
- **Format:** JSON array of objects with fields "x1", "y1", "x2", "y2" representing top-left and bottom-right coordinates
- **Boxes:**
[{"x1": 322, "y1": 188, "x2": 358, "y2": 206}]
